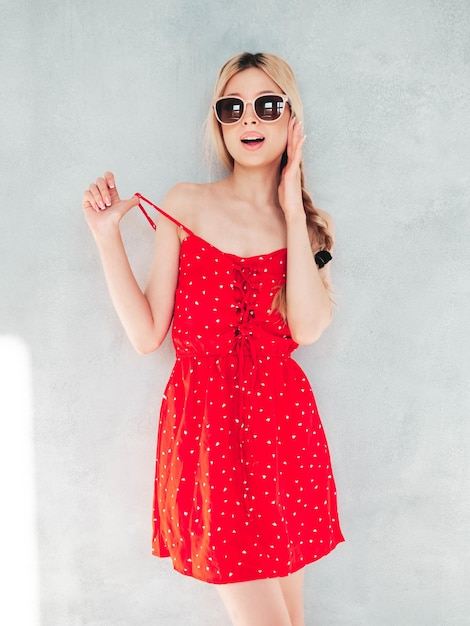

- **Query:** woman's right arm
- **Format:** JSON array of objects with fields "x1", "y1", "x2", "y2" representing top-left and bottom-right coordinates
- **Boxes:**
[{"x1": 82, "y1": 172, "x2": 181, "y2": 354}]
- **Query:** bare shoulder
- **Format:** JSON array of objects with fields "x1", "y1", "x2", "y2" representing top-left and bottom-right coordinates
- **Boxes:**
[
  {"x1": 162, "y1": 182, "x2": 203, "y2": 210},
  {"x1": 161, "y1": 181, "x2": 223, "y2": 234},
  {"x1": 162, "y1": 182, "x2": 213, "y2": 217}
]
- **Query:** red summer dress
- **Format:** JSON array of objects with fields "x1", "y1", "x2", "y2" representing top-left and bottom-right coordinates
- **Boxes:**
[{"x1": 136, "y1": 194, "x2": 345, "y2": 585}]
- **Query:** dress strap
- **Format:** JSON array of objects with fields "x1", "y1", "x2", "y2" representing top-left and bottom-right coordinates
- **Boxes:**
[{"x1": 134, "y1": 192, "x2": 195, "y2": 235}]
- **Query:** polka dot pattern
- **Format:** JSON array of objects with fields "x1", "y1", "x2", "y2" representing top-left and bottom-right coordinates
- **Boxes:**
[{"x1": 152, "y1": 231, "x2": 345, "y2": 584}]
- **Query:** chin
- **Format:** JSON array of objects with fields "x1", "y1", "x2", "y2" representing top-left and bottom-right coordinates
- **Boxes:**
[{"x1": 231, "y1": 148, "x2": 286, "y2": 170}]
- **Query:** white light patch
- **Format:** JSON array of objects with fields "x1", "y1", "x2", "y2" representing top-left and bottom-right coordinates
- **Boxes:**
[{"x1": 0, "y1": 336, "x2": 39, "y2": 624}]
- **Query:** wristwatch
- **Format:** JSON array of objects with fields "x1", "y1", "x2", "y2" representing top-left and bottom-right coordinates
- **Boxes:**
[{"x1": 314, "y1": 250, "x2": 332, "y2": 269}]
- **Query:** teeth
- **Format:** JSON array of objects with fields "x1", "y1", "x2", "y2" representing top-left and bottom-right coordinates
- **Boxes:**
[{"x1": 242, "y1": 137, "x2": 264, "y2": 143}]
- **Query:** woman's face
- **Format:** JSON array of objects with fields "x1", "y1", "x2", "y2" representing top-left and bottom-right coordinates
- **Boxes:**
[{"x1": 219, "y1": 67, "x2": 291, "y2": 170}]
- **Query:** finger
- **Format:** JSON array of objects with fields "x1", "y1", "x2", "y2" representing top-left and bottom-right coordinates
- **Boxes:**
[
  {"x1": 104, "y1": 171, "x2": 115, "y2": 190},
  {"x1": 95, "y1": 177, "x2": 112, "y2": 208},
  {"x1": 292, "y1": 136, "x2": 305, "y2": 170},
  {"x1": 285, "y1": 135, "x2": 304, "y2": 174},
  {"x1": 83, "y1": 189, "x2": 100, "y2": 212},
  {"x1": 89, "y1": 182, "x2": 107, "y2": 210},
  {"x1": 122, "y1": 194, "x2": 141, "y2": 212},
  {"x1": 285, "y1": 115, "x2": 296, "y2": 162},
  {"x1": 290, "y1": 117, "x2": 304, "y2": 150},
  {"x1": 292, "y1": 119, "x2": 304, "y2": 143},
  {"x1": 292, "y1": 120, "x2": 306, "y2": 161},
  {"x1": 104, "y1": 171, "x2": 121, "y2": 203},
  {"x1": 294, "y1": 124, "x2": 306, "y2": 150}
]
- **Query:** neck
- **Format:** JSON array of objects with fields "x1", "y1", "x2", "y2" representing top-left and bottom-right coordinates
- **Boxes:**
[{"x1": 227, "y1": 161, "x2": 282, "y2": 209}]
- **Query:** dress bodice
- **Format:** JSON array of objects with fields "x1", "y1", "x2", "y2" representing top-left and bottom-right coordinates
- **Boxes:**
[{"x1": 172, "y1": 234, "x2": 298, "y2": 359}]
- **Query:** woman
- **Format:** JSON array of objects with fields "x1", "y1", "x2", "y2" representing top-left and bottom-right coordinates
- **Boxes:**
[{"x1": 82, "y1": 52, "x2": 344, "y2": 626}]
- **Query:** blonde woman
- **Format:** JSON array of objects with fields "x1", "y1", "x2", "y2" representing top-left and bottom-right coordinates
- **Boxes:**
[{"x1": 82, "y1": 52, "x2": 344, "y2": 626}]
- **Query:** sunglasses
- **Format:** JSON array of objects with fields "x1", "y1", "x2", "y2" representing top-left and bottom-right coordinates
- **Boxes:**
[{"x1": 213, "y1": 93, "x2": 290, "y2": 125}]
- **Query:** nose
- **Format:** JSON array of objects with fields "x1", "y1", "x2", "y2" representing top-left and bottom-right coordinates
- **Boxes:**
[{"x1": 242, "y1": 102, "x2": 258, "y2": 125}]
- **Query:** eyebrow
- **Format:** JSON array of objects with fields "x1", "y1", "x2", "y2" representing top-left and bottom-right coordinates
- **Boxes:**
[{"x1": 223, "y1": 90, "x2": 280, "y2": 97}]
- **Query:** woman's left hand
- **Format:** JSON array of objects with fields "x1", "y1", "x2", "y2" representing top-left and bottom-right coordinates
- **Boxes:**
[{"x1": 278, "y1": 116, "x2": 306, "y2": 220}]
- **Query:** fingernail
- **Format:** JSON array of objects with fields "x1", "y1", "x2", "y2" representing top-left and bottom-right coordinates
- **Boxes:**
[
  {"x1": 99, "y1": 200, "x2": 105, "y2": 210},
  {"x1": 105, "y1": 196, "x2": 111, "y2": 206},
  {"x1": 109, "y1": 183, "x2": 115, "y2": 188}
]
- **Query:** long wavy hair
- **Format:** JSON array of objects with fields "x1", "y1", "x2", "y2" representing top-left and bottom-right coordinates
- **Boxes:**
[{"x1": 206, "y1": 52, "x2": 334, "y2": 317}]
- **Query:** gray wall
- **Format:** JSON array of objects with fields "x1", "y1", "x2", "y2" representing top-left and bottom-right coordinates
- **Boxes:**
[{"x1": 1, "y1": 0, "x2": 469, "y2": 624}]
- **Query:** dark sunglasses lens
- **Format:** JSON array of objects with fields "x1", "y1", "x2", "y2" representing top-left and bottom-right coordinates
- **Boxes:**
[
  {"x1": 216, "y1": 98, "x2": 244, "y2": 124},
  {"x1": 254, "y1": 95, "x2": 285, "y2": 121}
]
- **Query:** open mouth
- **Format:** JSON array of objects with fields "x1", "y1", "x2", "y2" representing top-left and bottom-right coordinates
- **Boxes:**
[{"x1": 241, "y1": 137, "x2": 265, "y2": 145}]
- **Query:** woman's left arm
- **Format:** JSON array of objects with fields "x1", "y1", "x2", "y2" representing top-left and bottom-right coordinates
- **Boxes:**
[{"x1": 279, "y1": 117, "x2": 334, "y2": 344}]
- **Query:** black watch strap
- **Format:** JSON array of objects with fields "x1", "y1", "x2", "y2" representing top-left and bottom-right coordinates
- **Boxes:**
[{"x1": 314, "y1": 250, "x2": 332, "y2": 268}]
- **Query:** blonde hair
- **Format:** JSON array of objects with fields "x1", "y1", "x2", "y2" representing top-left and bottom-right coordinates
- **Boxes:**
[{"x1": 206, "y1": 52, "x2": 334, "y2": 317}]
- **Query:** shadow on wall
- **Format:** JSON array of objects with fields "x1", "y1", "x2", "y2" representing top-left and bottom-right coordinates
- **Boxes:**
[{"x1": 0, "y1": 335, "x2": 40, "y2": 624}]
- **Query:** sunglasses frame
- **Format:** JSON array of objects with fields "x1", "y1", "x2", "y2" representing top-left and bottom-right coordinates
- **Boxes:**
[{"x1": 213, "y1": 93, "x2": 291, "y2": 125}]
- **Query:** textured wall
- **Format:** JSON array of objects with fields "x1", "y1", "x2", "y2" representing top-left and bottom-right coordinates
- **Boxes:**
[{"x1": 1, "y1": 0, "x2": 469, "y2": 624}]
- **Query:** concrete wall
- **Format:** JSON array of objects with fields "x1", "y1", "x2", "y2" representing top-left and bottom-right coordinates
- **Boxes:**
[{"x1": 1, "y1": 0, "x2": 469, "y2": 624}]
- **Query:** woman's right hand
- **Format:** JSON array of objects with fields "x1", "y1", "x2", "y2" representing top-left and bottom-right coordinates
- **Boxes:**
[{"x1": 82, "y1": 171, "x2": 139, "y2": 236}]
